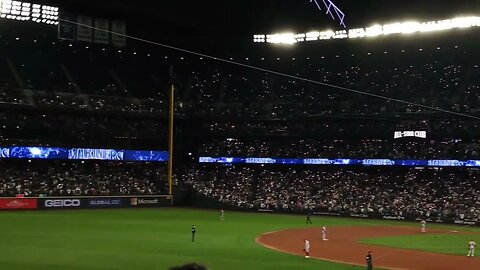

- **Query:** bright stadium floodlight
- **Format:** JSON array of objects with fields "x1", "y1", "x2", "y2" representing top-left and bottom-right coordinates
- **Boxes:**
[
  {"x1": 365, "y1": 25, "x2": 382, "y2": 37},
  {"x1": 253, "y1": 34, "x2": 266, "y2": 43},
  {"x1": 254, "y1": 15, "x2": 480, "y2": 44},
  {"x1": 0, "y1": 0, "x2": 58, "y2": 24},
  {"x1": 319, "y1": 30, "x2": 335, "y2": 40},
  {"x1": 348, "y1": 28, "x2": 365, "y2": 38},
  {"x1": 383, "y1": 23, "x2": 402, "y2": 35},
  {"x1": 401, "y1": 22, "x2": 421, "y2": 34},
  {"x1": 333, "y1": 29, "x2": 347, "y2": 39},
  {"x1": 453, "y1": 16, "x2": 479, "y2": 28},
  {"x1": 295, "y1": 33, "x2": 306, "y2": 42},
  {"x1": 305, "y1": 31, "x2": 320, "y2": 41},
  {"x1": 266, "y1": 33, "x2": 297, "y2": 44}
]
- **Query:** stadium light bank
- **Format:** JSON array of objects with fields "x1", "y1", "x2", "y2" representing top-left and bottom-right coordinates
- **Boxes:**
[
  {"x1": 253, "y1": 16, "x2": 480, "y2": 45},
  {"x1": 0, "y1": 0, "x2": 59, "y2": 25}
]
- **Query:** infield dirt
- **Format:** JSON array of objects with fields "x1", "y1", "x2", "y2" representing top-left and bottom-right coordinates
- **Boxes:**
[{"x1": 256, "y1": 226, "x2": 480, "y2": 270}]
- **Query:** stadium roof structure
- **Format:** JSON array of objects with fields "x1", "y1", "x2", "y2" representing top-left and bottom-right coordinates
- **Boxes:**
[
  {"x1": 41, "y1": 0, "x2": 480, "y2": 35},
  {"x1": 6, "y1": 0, "x2": 478, "y2": 53}
]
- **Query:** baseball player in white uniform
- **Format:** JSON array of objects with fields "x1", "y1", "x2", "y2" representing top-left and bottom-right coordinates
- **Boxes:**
[
  {"x1": 322, "y1": 225, "x2": 328, "y2": 241},
  {"x1": 304, "y1": 239, "x2": 310, "y2": 258},
  {"x1": 467, "y1": 240, "x2": 476, "y2": 257},
  {"x1": 421, "y1": 220, "x2": 426, "y2": 233}
]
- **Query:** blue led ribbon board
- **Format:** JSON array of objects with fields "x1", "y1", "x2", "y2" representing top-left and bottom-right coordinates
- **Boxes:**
[
  {"x1": 199, "y1": 157, "x2": 480, "y2": 168},
  {"x1": 0, "y1": 146, "x2": 168, "y2": 162}
]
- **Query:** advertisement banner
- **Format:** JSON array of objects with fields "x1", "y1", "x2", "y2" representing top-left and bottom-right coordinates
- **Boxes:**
[
  {"x1": 350, "y1": 213, "x2": 369, "y2": 218},
  {"x1": 200, "y1": 156, "x2": 480, "y2": 168},
  {"x1": 313, "y1": 211, "x2": 341, "y2": 216},
  {"x1": 77, "y1": 15, "x2": 93, "y2": 42},
  {"x1": 0, "y1": 198, "x2": 37, "y2": 210},
  {"x1": 88, "y1": 198, "x2": 122, "y2": 208},
  {"x1": 94, "y1": 18, "x2": 110, "y2": 44},
  {"x1": 383, "y1": 215, "x2": 406, "y2": 220},
  {"x1": 0, "y1": 146, "x2": 168, "y2": 162},
  {"x1": 39, "y1": 198, "x2": 82, "y2": 209},
  {"x1": 111, "y1": 20, "x2": 126, "y2": 47},
  {"x1": 130, "y1": 197, "x2": 167, "y2": 207},
  {"x1": 1, "y1": 196, "x2": 171, "y2": 210},
  {"x1": 394, "y1": 130, "x2": 427, "y2": 139},
  {"x1": 454, "y1": 220, "x2": 476, "y2": 225},
  {"x1": 0, "y1": 147, "x2": 8, "y2": 158}
]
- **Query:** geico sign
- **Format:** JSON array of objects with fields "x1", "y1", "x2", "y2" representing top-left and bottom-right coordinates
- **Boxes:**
[{"x1": 45, "y1": 199, "x2": 81, "y2": 208}]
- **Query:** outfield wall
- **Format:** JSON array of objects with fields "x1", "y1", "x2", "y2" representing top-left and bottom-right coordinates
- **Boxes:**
[
  {"x1": 190, "y1": 190, "x2": 478, "y2": 226},
  {"x1": 0, "y1": 195, "x2": 172, "y2": 210},
  {"x1": 311, "y1": 211, "x2": 478, "y2": 226}
]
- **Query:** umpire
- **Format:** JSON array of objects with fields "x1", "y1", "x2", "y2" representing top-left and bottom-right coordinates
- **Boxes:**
[{"x1": 366, "y1": 251, "x2": 373, "y2": 270}]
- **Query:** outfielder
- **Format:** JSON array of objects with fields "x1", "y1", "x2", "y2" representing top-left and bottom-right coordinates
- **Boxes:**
[
  {"x1": 220, "y1": 209, "x2": 224, "y2": 221},
  {"x1": 191, "y1": 225, "x2": 196, "y2": 242},
  {"x1": 322, "y1": 225, "x2": 328, "y2": 241},
  {"x1": 304, "y1": 239, "x2": 310, "y2": 258},
  {"x1": 306, "y1": 212, "x2": 312, "y2": 224},
  {"x1": 467, "y1": 239, "x2": 476, "y2": 257},
  {"x1": 421, "y1": 219, "x2": 426, "y2": 233}
]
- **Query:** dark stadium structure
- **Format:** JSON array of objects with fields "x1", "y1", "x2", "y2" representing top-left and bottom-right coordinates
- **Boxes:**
[
  {"x1": 1, "y1": 0, "x2": 480, "y2": 225},
  {"x1": 3, "y1": 1, "x2": 480, "y2": 269}
]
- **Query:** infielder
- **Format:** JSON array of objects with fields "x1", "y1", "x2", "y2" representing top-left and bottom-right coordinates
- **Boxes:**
[
  {"x1": 421, "y1": 219, "x2": 426, "y2": 233},
  {"x1": 303, "y1": 239, "x2": 310, "y2": 258},
  {"x1": 467, "y1": 239, "x2": 476, "y2": 257},
  {"x1": 322, "y1": 225, "x2": 328, "y2": 241}
]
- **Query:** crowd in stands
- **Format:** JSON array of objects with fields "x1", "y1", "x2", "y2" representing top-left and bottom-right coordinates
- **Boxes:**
[
  {"x1": 1, "y1": 26, "x2": 480, "y2": 225},
  {"x1": 0, "y1": 110, "x2": 166, "y2": 148},
  {"x1": 199, "y1": 138, "x2": 480, "y2": 159},
  {"x1": 182, "y1": 165, "x2": 480, "y2": 221},
  {"x1": 1, "y1": 38, "x2": 480, "y2": 118},
  {"x1": 0, "y1": 160, "x2": 168, "y2": 197},
  {"x1": 1, "y1": 154, "x2": 478, "y2": 222}
]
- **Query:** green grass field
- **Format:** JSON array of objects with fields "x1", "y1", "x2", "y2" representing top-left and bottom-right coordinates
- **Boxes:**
[{"x1": 0, "y1": 208, "x2": 476, "y2": 270}]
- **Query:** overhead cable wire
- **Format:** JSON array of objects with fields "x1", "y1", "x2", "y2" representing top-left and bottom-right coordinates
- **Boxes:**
[{"x1": 59, "y1": 18, "x2": 480, "y2": 120}]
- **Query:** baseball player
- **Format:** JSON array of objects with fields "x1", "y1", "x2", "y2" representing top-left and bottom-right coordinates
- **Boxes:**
[
  {"x1": 467, "y1": 239, "x2": 476, "y2": 257},
  {"x1": 303, "y1": 239, "x2": 310, "y2": 258},
  {"x1": 322, "y1": 225, "x2": 328, "y2": 241},
  {"x1": 421, "y1": 219, "x2": 426, "y2": 233},
  {"x1": 220, "y1": 209, "x2": 224, "y2": 221},
  {"x1": 306, "y1": 212, "x2": 312, "y2": 224},
  {"x1": 366, "y1": 251, "x2": 373, "y2": 270},
  {"x1": 191, "y1": 225, "x2": 196, "y2": 242}
]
